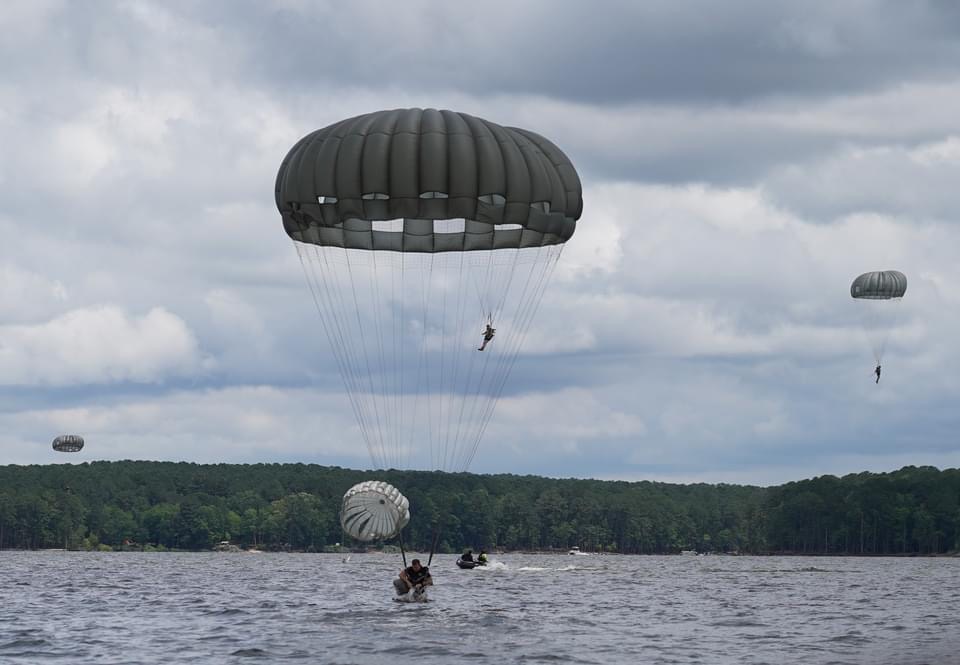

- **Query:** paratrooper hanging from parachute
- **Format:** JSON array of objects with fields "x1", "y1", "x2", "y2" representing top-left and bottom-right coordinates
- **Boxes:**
[{"x1": 850, "y1": 270, "x2": 907, "y2": 384}]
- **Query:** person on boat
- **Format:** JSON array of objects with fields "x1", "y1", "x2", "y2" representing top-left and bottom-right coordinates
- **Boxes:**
[
  {"x1": 875, "y1": 364, "x2": 881, "y2": 384},
  {"x1": 478, "y1": 323, "x2": 495, "y2": 351},
  {"x1": 477, "y1": 550, "x2": 488, "y2": 565},
  {"x1": 461, "y1": 549, "x2": 474, "y2": 562},
  {"x1": 394, "y1": 559, "x2": 433, "y2": 596}
]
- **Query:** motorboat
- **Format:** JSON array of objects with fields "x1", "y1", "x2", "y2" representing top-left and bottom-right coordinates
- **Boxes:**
[{"x1": 456, "y1": 558, "x2": 485, "y2": 569}]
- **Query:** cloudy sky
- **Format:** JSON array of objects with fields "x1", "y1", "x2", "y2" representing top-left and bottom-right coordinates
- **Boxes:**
[{"x1": 2, "y1": 0, "x2": 959, "y2": 485}]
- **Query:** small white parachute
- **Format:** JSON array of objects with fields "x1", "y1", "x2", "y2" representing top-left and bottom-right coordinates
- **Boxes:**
[{"x1": 340, "y1": 481, "x2": 410, "y2": 542}]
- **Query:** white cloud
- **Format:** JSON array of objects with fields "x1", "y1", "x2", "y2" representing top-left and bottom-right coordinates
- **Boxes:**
[
  {"x1": 0, "y1": 262, "x2": 70, "y2": 322},
  {"x1": 0, "y1": 305, "x2": 205, "y2": 385},
  {"x1": 485, "y1": 387, "x2": 646, "y2": 462},
  {"x1": 0, "y1": 385, "x2": 371, "y2": 467}
]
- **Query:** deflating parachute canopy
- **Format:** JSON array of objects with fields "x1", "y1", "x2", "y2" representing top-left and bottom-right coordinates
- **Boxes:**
[
  {"x1": 52, "y1": 435, "x2": 84, "y2": 453},
  {"x1": 277, "y1": 108, "x2": 583, "y2": 472},
  {"x1": 340, "y1": 481, "x2": 411, "y2": 542},
  {"x1": 850, "y1": 271, "x2": 907, "y2": 300}
]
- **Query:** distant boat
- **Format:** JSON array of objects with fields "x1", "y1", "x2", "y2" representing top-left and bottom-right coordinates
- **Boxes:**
[
  {"x1": 680, "y1": 550, "x2": 698, "y2": 556},
  {"x1": 568, "y1": 547, "x2": 590, "y2": 556}
]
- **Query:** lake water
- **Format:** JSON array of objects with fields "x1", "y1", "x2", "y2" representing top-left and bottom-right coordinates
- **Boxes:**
[{"x1": 1, "y1": 552, "x2": 957, "y2": 664}]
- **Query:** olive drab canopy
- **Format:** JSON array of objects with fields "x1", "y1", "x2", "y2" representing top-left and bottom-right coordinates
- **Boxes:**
[
  {"x1": 52, "y1": 434, "x2": 84, "y2": 453},
  {"x1": 340, "y1": 481, "x2": 411, "y2": 542},
  {"x1": 278, "y1": 109, "x2": 582, "y2": 473},
  {"x1": 276, "y1": 108, "x2": 582, "y2": 252},
  {"x1": 850, "y1": 270, "x2": 907, "y2": 365},
  {"x1": 850, "y1": 271, "x2": 908, "y2": 300}
]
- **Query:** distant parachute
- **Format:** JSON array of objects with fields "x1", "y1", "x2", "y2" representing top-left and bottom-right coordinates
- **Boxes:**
[
  {"x1": 52, "y1": 435, "x2": 84, "y2": 453},
  {"x1": 340, "y1": 481, "x2": 410, "y2": 542},
  {"x1": 277, "y1": 108, "x2": 582, "y2": 473},
  {"x1": 850, "y1": 271, "x2": 908, "y2": 300},
  {"x1": 850, "y1": 270, "x2": 907, "y2": 365}
]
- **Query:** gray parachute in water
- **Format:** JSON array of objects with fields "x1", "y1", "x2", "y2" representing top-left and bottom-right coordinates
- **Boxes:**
[
  {"x1": 340, "y1": 481, "x2": 410, "y2": 542},
  {"x1": 52, "y1": 435, "x2": 84, "y2": 453},
  {"x1": 277, "y1": 109, "x2": 582, "y2": 472},
  {"x1": 850, "y1": 270, "x2": 907, "y2": 300},
  {"x1": 850, "y1": 270, "x2": 907, "y2": 365}
]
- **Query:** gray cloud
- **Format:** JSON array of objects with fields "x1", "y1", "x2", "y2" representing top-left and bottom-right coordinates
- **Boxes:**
[
  {"x1": 1, "y1": 1, "x2": 959, "y2": 483},
  {"x1": 171, "y1": 1, "x2": 960, "y2": 105},
  {"x1": 9, "y1": 2, "x2": 960, "y2": 106}
]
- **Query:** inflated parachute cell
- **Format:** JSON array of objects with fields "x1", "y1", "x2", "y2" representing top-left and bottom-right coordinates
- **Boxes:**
[
  {"x1": 275, "y1": 108, "x2": 583, "y2": 252},
  {"x1": 340, "y1": 481, "x2": 411, "y2": 542},
  {"x1": 851, "y1": 271, "x2": 907, "y2": 300},
  {"x1": 52, "y1": 434, "x2": 84, "y2": 453}
]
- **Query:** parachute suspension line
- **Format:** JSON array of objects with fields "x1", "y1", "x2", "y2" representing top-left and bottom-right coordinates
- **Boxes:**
[
  {"x1": 450, "y1": 256, "x2": 493, "y2": 471},
  {"x1": 407, "y1": 253, "x2": 431, "y2": 469},
  {"x1": 398, "y1": 528, "x2": 408, "y2": 568},
  {"x1": 328, "y1": 248, "x2": 390, "y2": 470},
  {"x1": 420, "y1": 254, "x2": 437, "y2": 470},
  {"x1": 855, "y1": 296, "x2": 902, "y2": 366},
  {"x1": 327, "y1": 249, "x2": 387, "y2": 469},
  {"x1": 477, "y1": 245, "x2": 563, "y2": 457},
  {"x1": 455, "y1": 251, "x2": 511, "y2": 471},
  {"x1": 427, "y1": 526, "x2": 442, "y2": 567},
  {"x1": 460, "y1": 249, "x2": 547, "y2": 470},
  {"x1": 306, "y1": 243, "x2": 369, "y2": 462},
  {"x1": 451, "y1": 246, "x2": 524, "y2": 470},
  {"x1": 443, "y1": 249, "x2": 470, "y2": 472},
  {"x1": 397, "y1": 253, "x2": 406, "y2": 469},
  {"x1": 436, "y1": 253, "x2": 454, "y2": 471},
  {"x1": 296, "y1": 244, "x2": 379, "y2": 468},
  {"x1": 344, "y1": 249, "x2": 390, "y2": 469},
  {"x1": 369, "y1": 252, "x2": 394, "y2": 467},
  {"x1": 454, "y1": 246, "x2": 539, "y2": 470},
  {"x1": 462, "y1": 245, "x2": 563, "y2": 470},
  {"x1": 313, "y1": 248, "x2": 370, "y2": 464},
  {"x1": 300, "y1": 240, "x2": 562, "y2": 474},
  {"x1": 473, "y1": 247, "x2": 498, "y2": 326}
]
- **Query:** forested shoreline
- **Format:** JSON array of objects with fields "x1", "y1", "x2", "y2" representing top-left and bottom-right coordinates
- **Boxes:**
[{"x1": 0, "y1": 462, "x2": 957, "y2": 555}]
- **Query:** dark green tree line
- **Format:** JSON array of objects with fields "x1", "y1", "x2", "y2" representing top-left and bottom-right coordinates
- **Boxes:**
[{"x1": 0, "y1": 462, "x2": 957, "y2": 555}]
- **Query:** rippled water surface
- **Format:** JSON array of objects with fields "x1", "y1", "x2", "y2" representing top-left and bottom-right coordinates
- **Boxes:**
[{"x1": 1, "y1": 552, "x2": 958, "y2": 664}]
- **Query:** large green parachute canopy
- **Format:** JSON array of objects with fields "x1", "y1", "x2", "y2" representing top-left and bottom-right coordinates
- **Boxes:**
[
  {"x1": 52, "y1": 435, "x2": 84, "y2": 453},
  {"x1": 340, "y1": 481, "x2": 411, "y2": 542},
  {"x1": 277, "y1": 108, "x2": 583, "y2": 472},
  {"x1": 850, "y1": 270, "x2": 908, "y2": 300},
  {"x1": 850, "y1": 270, "x2": 907, "y2": 365},
  {"x1": 276, "y1": 108, "x2": 582, "y2": 252}
]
